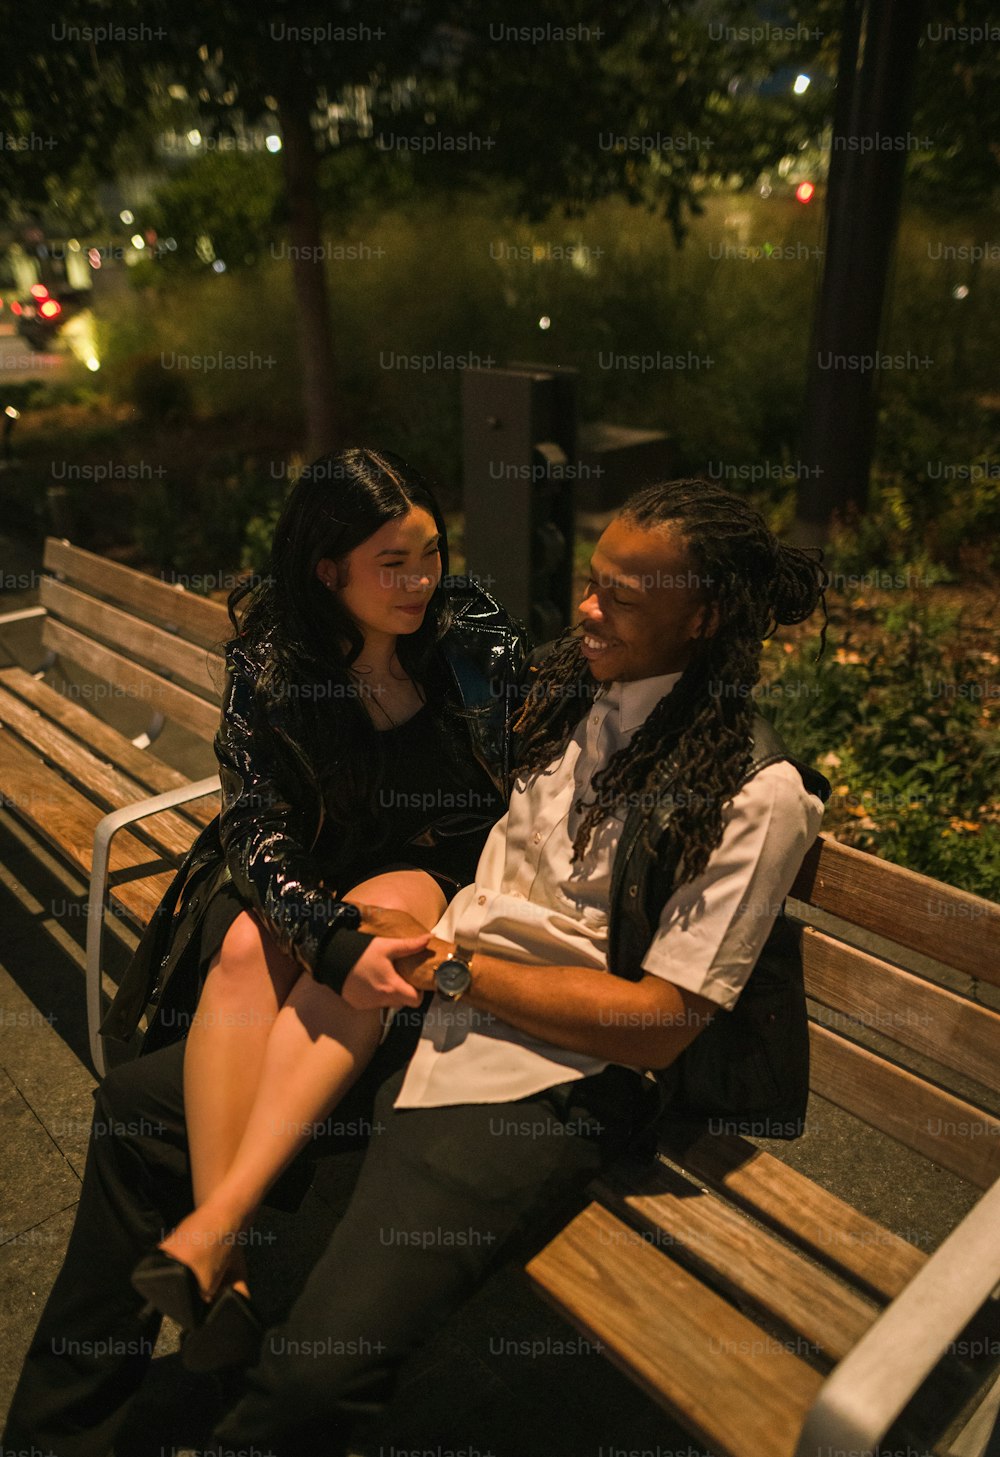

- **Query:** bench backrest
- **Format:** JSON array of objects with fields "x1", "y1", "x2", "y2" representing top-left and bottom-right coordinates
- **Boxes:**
[
  {"x1": 38, "y1": 538, "x2": 1000, "y2": 1184},
  {"x1": 788, "y1": 835, "x2": 1000, "y2": 1188},
  {"x1": 41, "y1": 538, "x2": 232, "y2": 740}
]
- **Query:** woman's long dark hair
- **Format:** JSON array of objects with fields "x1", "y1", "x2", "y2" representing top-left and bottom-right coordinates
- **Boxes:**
[
  {"x1": 219, "y1": 447, "x2": 459, "y2": 844},
  {"x1": 225, "y1": 446, "x2": 452, "y2": 688},
  {"x1": 513, "y1": 478, "x2": 828, "y2": 886}
]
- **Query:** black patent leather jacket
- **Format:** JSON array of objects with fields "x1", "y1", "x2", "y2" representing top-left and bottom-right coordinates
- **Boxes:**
[{"x1": 101, "y1": 580, "x2": 527, "y2": 1049}]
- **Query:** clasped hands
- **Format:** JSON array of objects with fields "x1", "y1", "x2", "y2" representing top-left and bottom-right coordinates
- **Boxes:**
[{"x1": 337, "y1": 902, "x2": 454, "y2": 1011}]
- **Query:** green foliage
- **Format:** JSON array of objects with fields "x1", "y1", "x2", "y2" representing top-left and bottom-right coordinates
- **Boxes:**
[
  {"x1": 241, "y1": 471, "x2": 296, "y2": 575},
  {"x1": 122, "y1": 358, "x2": 194, "y2": 424},
  {"x1": 96, "y1": 263, "x2": 302, "y2": 428},
  {"x1": 907, "y1": 0, "x2": 1000, "y2": 211},
  {"x1": 131, "y1": 453, "x2": 282, "y2": 586},
  {"x1": 761, "y1": 599, "x2": 1000, "y2": 900},
  {"x1": 90, "y1": 179, "x2": 999, "y2": 535},
  {"x1": 144, "y1": 151, "x2": 284, "y2": 276}
]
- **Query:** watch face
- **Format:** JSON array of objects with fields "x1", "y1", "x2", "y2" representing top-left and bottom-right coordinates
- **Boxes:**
[{"x1": 436, "y1": 957, "x2": 472, "y2": 997}]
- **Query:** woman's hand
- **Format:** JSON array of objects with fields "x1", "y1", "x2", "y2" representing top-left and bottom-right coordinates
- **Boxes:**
[
  {"x1": 395, "y1": 935, "x2": 455, "y2": 991},
  {"x1": 339, "y1": 935, "x2": 429, "y2": 1010}
]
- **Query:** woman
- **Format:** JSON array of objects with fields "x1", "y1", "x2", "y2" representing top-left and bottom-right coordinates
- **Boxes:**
[{"x1": 103, "y1": 446, "x2": 527, "y2": 1370}]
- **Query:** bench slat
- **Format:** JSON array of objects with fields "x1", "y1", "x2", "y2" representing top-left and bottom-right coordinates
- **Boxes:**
[
  {"x1": 595, "y1": 1157, "x2": 880, "y2": 1364},
  {"x1": 41, "y1": 577, "x2": 224, "y2": 698},
  {"x1": 0, "y1": 726, "x2": 177, "y2": 924},
  {"x1": 0, "y1": 686, "x2": 210, "y2": 865},
  {"x1": 44, "y1": 537, "x2": 231, "y2": 647},
  {"x1": 0, "y1": 667, "x2": 217, "y2": 828},
  {"x1": 526, "y1": 1201, "x2": 824, "y2": 1457},
  {"x1": 809, "y1": 1025, "x2": 1000, "y2": 1189},
  {"x1": 790, "y1": 835, "x2": 1000, "y2": 986},
  {"x1": 803, "y1": 925, "x2": 1000, "y2": 1091},
  {"x1": 657, "y1": 1129, "x2": 927, "y2": 1301},
  {"x1": 42, "y1": 619, "x2": 221, "y2": 741}
]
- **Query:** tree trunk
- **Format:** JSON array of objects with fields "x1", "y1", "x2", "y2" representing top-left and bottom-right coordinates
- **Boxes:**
[
  {"x1": 794, "y1": 0, "x2": 924, "y2": 546},
  {"x1": 276, "y1": 85, "x2": 340, "y2": 459}
]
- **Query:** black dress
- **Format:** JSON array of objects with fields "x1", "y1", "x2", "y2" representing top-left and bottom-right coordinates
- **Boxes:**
[{"x1": 190, "y1": 699, "x2": 504, "y2": 1001}]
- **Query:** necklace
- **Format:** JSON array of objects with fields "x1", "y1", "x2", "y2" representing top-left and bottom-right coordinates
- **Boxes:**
[{"x1": 350, "y1": 653, "x2": 421, "y2": 730}]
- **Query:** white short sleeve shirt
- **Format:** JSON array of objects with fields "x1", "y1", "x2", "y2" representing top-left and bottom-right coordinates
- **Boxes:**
[{"x1": 395, "y1": 671, "x2": 824, "y2": 1109}]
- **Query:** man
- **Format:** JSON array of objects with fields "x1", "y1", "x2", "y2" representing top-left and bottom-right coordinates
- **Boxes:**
[{"x1": 4, "y1": 480, "x2": 829, "y2": 1457}]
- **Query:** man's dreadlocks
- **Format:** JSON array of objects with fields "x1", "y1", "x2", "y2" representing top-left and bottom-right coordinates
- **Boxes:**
[{"x1": 513, "y1": 478, "x2": 828, "y2": 886}]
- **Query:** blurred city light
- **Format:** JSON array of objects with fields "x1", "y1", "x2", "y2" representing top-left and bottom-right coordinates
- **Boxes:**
[
  {"x1": 793, "y1": 74, "x2": 811, "y2": 95},
  {"x1": 538, "y1": 315, "x2": 551, "y2": 330},
  {"x1": 796, "y1": 181, "x2": 816, "y2": 203},
  {"x1": 120, "y1": 209, "x2": 134, "y2": 224},
  {"x1": 266, "y1": 135, "x2": 282, "y2": 152},
  {"x1": 63, "y1": 310, "x2": 100, "y2": 372}
]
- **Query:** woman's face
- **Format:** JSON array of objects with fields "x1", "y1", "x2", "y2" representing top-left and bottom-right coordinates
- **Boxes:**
[{"x1": 317, "y1": 506, "x2": 443, "y2": 644}]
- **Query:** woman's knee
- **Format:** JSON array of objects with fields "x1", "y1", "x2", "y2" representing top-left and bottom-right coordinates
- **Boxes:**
[
  {"x1": 204, "y1": 911, "x2": 300, "y2": 1009},
  {"x1": 343, "y1": 870, "x2": 446, "y2": 928}
]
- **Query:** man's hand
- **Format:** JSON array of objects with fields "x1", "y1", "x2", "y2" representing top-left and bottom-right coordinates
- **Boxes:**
[{"x1": 339, "y1": 934, "x2": 429, "y2": 1011}]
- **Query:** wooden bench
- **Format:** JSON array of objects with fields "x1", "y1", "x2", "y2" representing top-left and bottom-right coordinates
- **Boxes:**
[
  {"x1": 527, "y1": 838, "x2": 1000, "y2": 1457},
  {"x1": 4, "y1": 539, "x2": 1000, "y2": 1456},
  {"x1": 0, "y1": 536, "x2": 228, "y2": 1074}
]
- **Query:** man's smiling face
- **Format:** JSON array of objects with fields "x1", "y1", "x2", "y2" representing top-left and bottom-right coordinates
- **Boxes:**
[{"x1": 578, "y1": 516, "x2": 716, "y2": 683}]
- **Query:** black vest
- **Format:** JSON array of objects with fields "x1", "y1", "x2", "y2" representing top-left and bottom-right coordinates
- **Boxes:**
[{"x1": 606, "y1": 714, "x2": 831, "y2": 1140}]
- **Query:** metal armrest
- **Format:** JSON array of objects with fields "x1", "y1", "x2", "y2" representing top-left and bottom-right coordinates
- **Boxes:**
[
  {"x1": 794, "y1": 1174, "x2": 1000, "y2": 1457},
  {"x1": 86, "y1": 775, "x2": 221, "y2": 1075},
  {"x1": 0, "y1": 606, "x2": 47, "y2": 625}
]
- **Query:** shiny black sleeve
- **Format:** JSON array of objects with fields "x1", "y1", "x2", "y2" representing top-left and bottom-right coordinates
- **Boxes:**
[{"x1": 213, "y1": 645, "x2": 373, "y2": 992}]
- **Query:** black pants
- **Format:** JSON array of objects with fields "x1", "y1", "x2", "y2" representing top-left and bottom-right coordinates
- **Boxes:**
[{"x1": 4, "y1": 1035, "x2": 660, "y2": 1457}]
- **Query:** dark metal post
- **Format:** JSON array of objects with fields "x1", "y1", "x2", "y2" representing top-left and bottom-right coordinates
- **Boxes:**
[
  {"x1": 462, "y1": 365, "x2": 577, "y2": 640},
  {"x1": 795, "y1": 0, "x2": 925, "y2": 545}
]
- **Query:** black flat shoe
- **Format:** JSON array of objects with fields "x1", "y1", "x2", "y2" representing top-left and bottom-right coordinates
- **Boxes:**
[
  {"x1": 131, "y1": 1250, "x2": 209, "y2": 1331},
  {"x1": 181, "y1": 1285, "x2": 264, "y2": 1373}
]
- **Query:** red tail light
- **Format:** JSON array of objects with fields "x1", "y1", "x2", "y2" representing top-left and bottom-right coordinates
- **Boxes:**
[
  {"x1": 39, "y1": 299, "x2": 62, "y2": 319},
  {"x1": 30, "y1": 282, "x2": 49, "y2": 299}
]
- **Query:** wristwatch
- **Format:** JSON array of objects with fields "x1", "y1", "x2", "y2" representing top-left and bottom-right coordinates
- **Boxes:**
[{"x1": 434, "y1": 950, "x2": 473, "y2": 1002}]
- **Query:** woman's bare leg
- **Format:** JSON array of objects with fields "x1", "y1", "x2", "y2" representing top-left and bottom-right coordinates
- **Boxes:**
[
  {"x1": 159, "y1": 870, "x2": 445, "y2": 1300},
  {"x1": 160, "y1": 910, "x2": 302, "y2": 1295},
  {"x1": 181, "y1": 912, "x2": 301, "y2": 1207}
]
